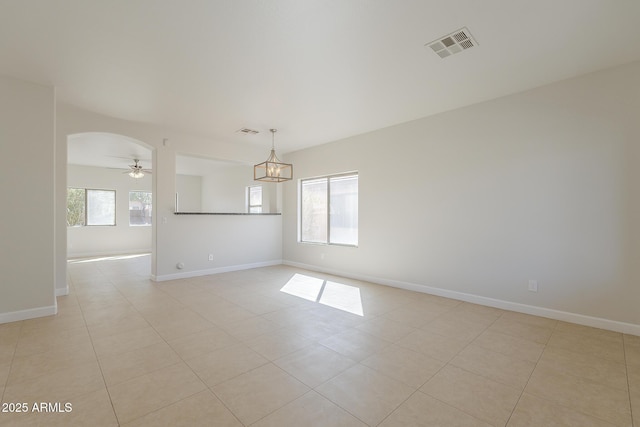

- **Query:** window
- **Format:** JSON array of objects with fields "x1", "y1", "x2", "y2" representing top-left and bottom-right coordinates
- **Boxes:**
[
  {"x1": 86, "y1": 189, "x2": 116, "y2": 225},
  {"x1": 247, "y1": 185, "x2": 262, "y2": 213},
  {"x1": 67, "y1": 188, "x2": 86, "y2": 227},
  {"x1": 300, "y1": 172, "x2": 358, "y2": 246},
  {"x1": 129, "y1": 191, "x2": 152, "y2": 226},
  {"x1": 66, "y1": 188, "x2": 116, "y2": 226}
]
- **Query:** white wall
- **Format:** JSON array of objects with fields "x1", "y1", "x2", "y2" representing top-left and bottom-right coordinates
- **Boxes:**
[
  {"x1": 201, "y1": 165, "x2": 278, "y2": 213},
  {"x1": 55, "y1": 103, "x2": 283, "y2": 283},
  {"x1": 282, "y1": 60, "x2": 640, "y2": 330},
  {"x1": 0, "y1": 75, "x2": 56, "y2": 322},
  {"x1": 159, "y1": 214, "x2": 282, "y2": 279},
  {"x1": 67, "y1": 164, "x2": 152, "y2": 257},
  {"x1": 176, "y1": 174, "x2": 202, "y2": 212}
]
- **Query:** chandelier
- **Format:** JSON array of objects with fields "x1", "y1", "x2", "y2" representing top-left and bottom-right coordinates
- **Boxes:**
[{"x1": 254, "y1": 129, "x2": 292, "y2": 182}]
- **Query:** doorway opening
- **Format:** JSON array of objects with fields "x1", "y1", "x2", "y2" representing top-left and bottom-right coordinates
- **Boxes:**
[{"x1": 66, "y1": 132, "x2": 154, "y2": 274}]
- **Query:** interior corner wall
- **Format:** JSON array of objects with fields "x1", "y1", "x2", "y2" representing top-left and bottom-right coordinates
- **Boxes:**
[
  {"x1": 67, "y1": 165, "x2": 152, "y2": 257},
  {"x1": 282, "y1": 60, "x2": 640, "y2": 328},
  {"x1": 0, "y1": 75, "x2": 56, "y2": 322}
]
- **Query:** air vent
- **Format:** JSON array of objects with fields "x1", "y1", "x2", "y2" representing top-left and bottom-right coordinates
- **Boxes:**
[
  {"x1": 453, "y1": 30, "x2": 468, "y2": 43},
  {"x1": 426, "y1": 27, "x2": 477, "y2": 59},
  {"x1": 236, "y1": 128, "x2": 259, "y2": 135}
]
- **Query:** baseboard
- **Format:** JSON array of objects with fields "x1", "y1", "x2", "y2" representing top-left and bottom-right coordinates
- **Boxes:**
[
  {"x1": 152, "y1": 259, "x2": 283, "y2": 282},
  {"x1": 283, "y1": 260, "x2": 640, "y2": 336},
  {"x1": 55, "y1": 286, "x2": 69, "y2": 297},
  {"x1": 0, "y1": 305, "x2": 57, "y2": 324}
]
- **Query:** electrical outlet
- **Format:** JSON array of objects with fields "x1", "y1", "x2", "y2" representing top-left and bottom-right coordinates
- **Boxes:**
[
  {"x1": 528, "y1": 280, "x2": 538, "y2": 292},
  {"x1": 208, "y1": 254, "x2": 214, "y2": 261}
]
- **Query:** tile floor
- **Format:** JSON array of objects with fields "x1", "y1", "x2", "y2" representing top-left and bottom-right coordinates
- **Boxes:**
[{"x1": 0, "y1": 253, "x2": 638, "y2": 426}]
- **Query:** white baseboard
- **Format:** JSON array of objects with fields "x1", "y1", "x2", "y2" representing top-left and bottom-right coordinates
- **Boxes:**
[
  {"x1": 283, "y1": 260, "x2": 640, "y2": 336},
  {"x1": 55, "y1": 286, "x2": 69, "y2": 297},
  {"x1": 152, "y1": 259, "x2": 283, "y2": 282},
  {"x1": 0, "y1": 305, "x2": 57, "y2": 324}
]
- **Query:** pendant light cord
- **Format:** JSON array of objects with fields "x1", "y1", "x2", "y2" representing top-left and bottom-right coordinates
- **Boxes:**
[{"x1": 270, "y1": 129, "x2": 277, "y2": 150}]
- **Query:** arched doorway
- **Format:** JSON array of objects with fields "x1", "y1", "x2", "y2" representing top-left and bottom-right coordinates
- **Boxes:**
[{"x1": 65, "y1": 132, "x2": 154, "y2": 270}]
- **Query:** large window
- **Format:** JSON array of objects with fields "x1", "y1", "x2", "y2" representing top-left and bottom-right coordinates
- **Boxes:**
[
  {"x1": 247, "y1": 185, "x2": 263, "y2": 213},
  {"x1": 129, "y1": 191, "x2": 152, "y2": 225},
  {"x1": 300, "y1": 172, "x2": 358, "y2": 246},
  {"x1": 67, "y1": 188, "x2": 116, "y2": 226}
]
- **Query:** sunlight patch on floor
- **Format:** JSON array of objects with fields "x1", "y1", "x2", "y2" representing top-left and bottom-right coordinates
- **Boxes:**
[
  {"x1": 67, "y1": 253, "x2": 150, "y2": 264},
  {"x1": 280, "y1": 273, "x2": 364, "y2": 316}
]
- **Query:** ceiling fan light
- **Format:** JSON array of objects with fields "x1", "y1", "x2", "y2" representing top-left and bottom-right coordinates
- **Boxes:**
[{"x1": 127, "y1": 158, "x2": 148, "y2": 178}]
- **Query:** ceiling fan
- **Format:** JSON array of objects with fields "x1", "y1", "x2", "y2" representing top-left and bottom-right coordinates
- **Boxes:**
[{"x1": 125, "y1": 159, "x2": 152, "y2": 178}]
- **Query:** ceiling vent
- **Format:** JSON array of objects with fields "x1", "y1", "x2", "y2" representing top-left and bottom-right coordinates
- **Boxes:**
[
  {"x1": 236, "y1": 128, "x2": 259, "y2": 135},
  {"x1": 426, "y1": 27, "x2": 477, "y2": 59}
]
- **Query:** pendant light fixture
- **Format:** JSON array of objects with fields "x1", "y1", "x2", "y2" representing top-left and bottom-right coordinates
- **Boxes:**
[{"x1": 254, "y1": 129, "x2": 293, "y2": 182}]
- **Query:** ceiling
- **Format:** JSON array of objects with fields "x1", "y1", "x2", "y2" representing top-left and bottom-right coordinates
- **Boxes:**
[
  {"x1": 2, "y1": 1, "x2": 640, "y2": 155},
  {"x1": 176, "y1": 154, "x2": 248, "y2": 177},
  {"x1": 67, "y1": 133, "x2": 152, "y2": 170}
]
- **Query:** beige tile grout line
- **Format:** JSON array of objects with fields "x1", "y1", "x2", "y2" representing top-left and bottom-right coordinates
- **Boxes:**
[
  {"x1": 502, "y1": 315, "x2": 554, "y2": 426},
  {"x1": 113, "y1": 272, "x2": 247, "y2": 426},
  {"x1": 18, "y1": 260, "x2": 235, "y2": 426},
  {"x1": 623, "y1": 335, "x2": 635, "y2": 427},
  {"x1": 73, "y1": 273, "x2": 123, "y2": 426},
  {"x1": 503, "y1": 320, "x2": 632, "y2": 427},
  {"x1": 363, "y1": 303, "x2": 502, "y2": 426},
  {"x1": 72, "y1": 265, "x2": 181, "y2": 426},
  {"x1": 308, "y1": 298, "x2": 465, "y2": 426},
  {"x1": 0, "y1": 320, "x2": 24, "y2": 406},
  {"x1": 414, "y1": 308, "x2": 509, "y2": 426},
  {"x1": 64, "y1": 261, "x2": 635, "y2": 426}
]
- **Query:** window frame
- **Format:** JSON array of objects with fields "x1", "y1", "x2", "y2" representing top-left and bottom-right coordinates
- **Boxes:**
[
  {"x1": 128, "y1": 190, "x2": 153, "y2": 226},
  {"x1": 67, "y1": 187, "x2": 117, "y2": 227},
  {"x1": 247, "y1": 185, "x2": 263, "y2": 214},
  {"x1": 299, "y1": 171, "x2": 358, "y2": 247}
]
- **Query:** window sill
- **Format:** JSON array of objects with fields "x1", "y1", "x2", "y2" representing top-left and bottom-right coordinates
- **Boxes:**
[{"x1": 298, "y1": 241, "x2": 358, "y2": 248}]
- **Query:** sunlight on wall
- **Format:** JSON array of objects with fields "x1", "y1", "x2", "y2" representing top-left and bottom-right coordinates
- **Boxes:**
[{"x1": 280, "y1": 273, "x2": 364, "y2": 316}]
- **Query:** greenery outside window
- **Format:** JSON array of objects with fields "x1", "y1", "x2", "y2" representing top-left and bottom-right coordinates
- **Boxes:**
[
  {"x1": 129, "y1": 191, "x2": 152, "y2": 226},
  {"x1": 67, "y1": 188, "x2": 86, "y2": 227},
  {"x1": 67, "y1": 188, "x2": 116, "y2": 226}
]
